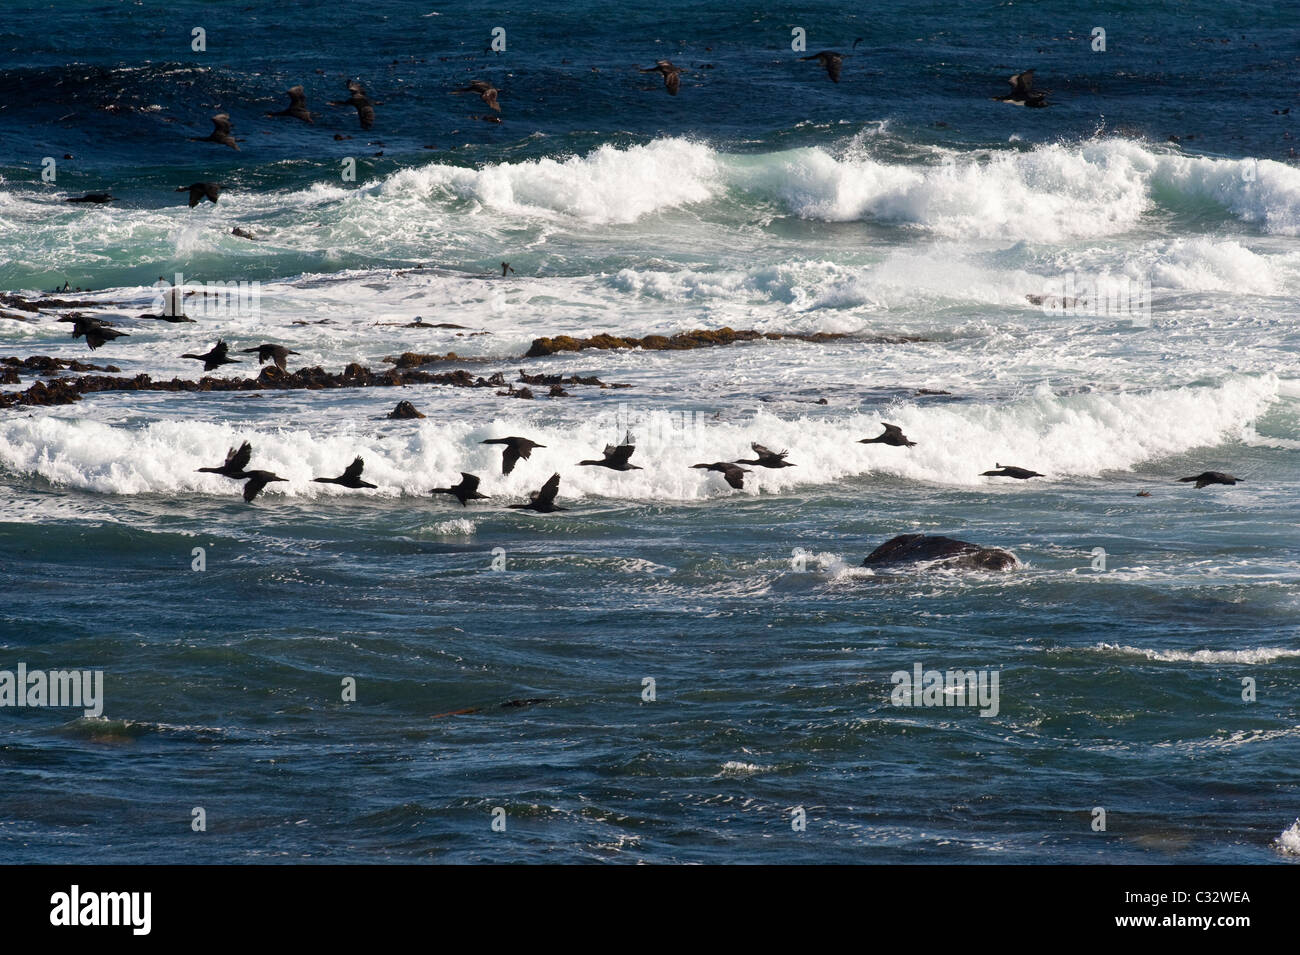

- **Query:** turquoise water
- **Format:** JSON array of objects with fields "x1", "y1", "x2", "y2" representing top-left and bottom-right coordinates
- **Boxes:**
[{"x1": 1, "y1": 0, "x2": 1298, "y2": 862}]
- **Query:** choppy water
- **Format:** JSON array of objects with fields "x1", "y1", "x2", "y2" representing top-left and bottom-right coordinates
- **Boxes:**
[{"x1": 1, "y1": 0, "x2": 1298, "y2": 863}]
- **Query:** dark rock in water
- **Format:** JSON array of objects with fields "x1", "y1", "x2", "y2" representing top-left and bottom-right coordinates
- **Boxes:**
[
  {"x1": 0, "y1": 363, "x2": 525, "y2": 410},
  {"x1": 548, "y1": 384, "x2": 570, "y2": 397},
  {"x1": 863, "y1": 534, "x2": 1018, "y2": 571},
  {"x1": 517, "y1": 368, "x2": 629, "y2": 389},
  {"x1": 524, "y1": 326, "x2": 861, "y2": 358},
  {"x1": 384, "y1": 350, "x2": 462, "y2": 368},
  {"x1": 1, "y1": 355, "x2": 118, "y2": 373},
  {"x1": 388, "y1": 400, "x2": 425, "y2": 419},
  {"x1": 496, "y1": 385, "x2": 535, "y2": 399},
  {"x1": 0, "y1": 368, "x2": 19, "y2": 384}
]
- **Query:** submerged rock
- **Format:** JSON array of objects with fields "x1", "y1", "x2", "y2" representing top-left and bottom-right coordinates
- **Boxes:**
[{"x1": 863, "y1": 534, "x2": 1018, "y2": 572}]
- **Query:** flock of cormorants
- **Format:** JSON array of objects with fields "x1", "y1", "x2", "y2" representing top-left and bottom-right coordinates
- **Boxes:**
[
  {"x1": 60, "y1": 55, "x2": 1051, "y2": 208},
  {"x1": 192, "y1": 418, "x2": 1240, "y2": 506}
]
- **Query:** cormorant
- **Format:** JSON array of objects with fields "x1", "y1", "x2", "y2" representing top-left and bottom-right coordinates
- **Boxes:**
[
  {"x1": 431, "y1": 472, "x2": 490, "y2": 506},
  {"x1": 507, "y1": 472, "x2": 566, "y2": 512},
  {"x1": 313, "y1": 457, "x2": 378, "y2": 489},
  {"x1": 481, "y1": 436, "x2": 545, "y2": 475}
]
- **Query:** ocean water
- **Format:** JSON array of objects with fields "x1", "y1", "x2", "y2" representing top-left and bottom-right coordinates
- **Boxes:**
[{"x1": 1, "y1": 0, "x2": 1298, "y2": 863}]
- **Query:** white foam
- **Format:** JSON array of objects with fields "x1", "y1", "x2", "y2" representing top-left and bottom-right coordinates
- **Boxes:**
[
  {"x1": 1276, "y1": 820, "x2": 1300, "y2": 856},
  {"x1": 1094, "y1": 644, "x2": 1300, "y2": 664},
  {"x1": 0, "y1": 374, "x2": 1279, "y2": 501}
]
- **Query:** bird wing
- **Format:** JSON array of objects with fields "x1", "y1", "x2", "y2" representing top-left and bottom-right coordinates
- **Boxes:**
[
  {"x1": 357, "y1": 102, "x2": 375, "y2": 128},
  {"x1": 516, "y1": 440, "x2": 537, "y2": 460},
  {"x1": 243, "y1": 473, "x2": 270, "y2": 502},
  {"x1": 825, "y1": 54, "x2": 842, "y2": 82},
  {"x1": 881, "y1": 423, "x2": 904, "y2": 437},
  {"x1": 211, "y1": 114, "x2": 233, "y2": 135},
  {"x1": 228, "y1": 442, "x2": 253, "y2": 472},
  {"x1": 482, "y1": 88, "x2": 500, "y2": 111},
  {"x1": 608, "y1": 444, "x2": 636, "y2": 466},
  {"x1": 203, "y1": 183, "x2": 221, "y2": 203},
  {"x1": 287, "y1": 86, "x2": 307, "y2": 106},
  {"x1": 346, "y1": 80, "x2": 366, "y2": 96},
  {"x1": 502, "y1": 446, "x2": 520, "y2": 474},
  {"x1": 212, "y1": 340, "x2": 229, "y2": 360},
  {"x1": 1010, "y1": 71, "x2": 1033, "y2": 94},
  {"x1": 664, "y1": 71, "x2": 680, "y2": 95},
  {"x1": 722, "y1": 466, "x2": 745, "y2": 489},
  {"x1": 460, "y1": 472, "x2": 481, "y2": 492},
  {"x1": 535, "y1": 472, "x2": 561, "y2": 506},
  {"x1": 342, "y1": 457, "x2": 366, "y2": 481}
]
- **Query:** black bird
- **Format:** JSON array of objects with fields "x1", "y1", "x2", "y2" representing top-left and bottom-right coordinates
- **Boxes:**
[
  {"x1": 501, "y1": 262, "x2": 514, "y2": 276},
  {"x1": 734, "y1": 442, "x2": 796, "y2": 468},
  {"x1": 1178, "y1": 471, "x2": 1241, "y2": 489},
  {"x1": 859, "y1": 423, "x2": 916, "y2": 448},
  {"x1": 431, "y1": 472, "x2": 490, "y2": 506},
  {"x1": 177, "y1": 182, "x2": 222, "y2": 207},
  {"x1": 981, "y1": 463, "x2": 1044, "y2": 479},
  {"x1": 640, "y1": 60, "x2": 682, "y2": 95},
  {"x1": 451, "y1": 80, "x2": 501, "y2": 112},
  {"x1": 197, "y1": 441, "x2": 252, "y2": 479},
  {"x1": 801, "y1": 51, "x2": 844, "y2": 83},
  {"x1": 313, "y1": 457, "x2": 378, "y2": 489},
  {"x1": 481, "y1": 436, "x2": 545, "y2": 475},
  {"x1": 267, "y1": 85, "x2": 314, "y2": 123},
  {"x1": 57, "y1": 315, "x2": 128, "y2": 350},
  {"x1": 507, "y1": 472, "x2": 566, "y2": 513},
  {"x1": 241, "y1": 344, "x2": 299, "y2": 371},
  {"x1": 242, "y1": 470, "x2": 287, "y2": 503},
  {"x1": 692, "y1": 462, "x2": 750, "y2": 489},
  {"x1": 190, "y1": 113, "x2": 239, "y2": 150},
  {"x1": 65, "y1": 193, "x2": 114, "y2": 204},
  {"x1": 578, "y1": 442, "x2": 642, "y2": 471},
  {"x1": 330, "y1": 79, "x2": 375, "y2": 129},
  {"x1": 180, "y1": 340, "x2": 241, "y2": 371},
  {"x1": 994, "y1": 70, "x2": 1049, "y2": 107}
]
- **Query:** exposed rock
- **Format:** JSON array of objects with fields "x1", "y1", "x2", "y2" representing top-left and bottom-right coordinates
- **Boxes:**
[
  {"x1": 516, "y1": 369, "x2": 630, "y2": 389},
  {"x1": 524, "y1": 327, "x2": 884, "y2": 358},
  {"x1": 0, "y1": 355, "x2": 119, "y2": 373},
  {"x1": 387, "y1": 400, "x2": 425, "y2": 419},
  {"x1": 862, "y1": 534, "x2": 1018, "y2": 572},
  {"x1": 0, "y1": 363, "x2": 529, "y2": 411}
]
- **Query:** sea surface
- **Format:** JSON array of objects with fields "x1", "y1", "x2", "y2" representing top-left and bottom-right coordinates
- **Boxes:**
[{"x1": 1, "y1": 0, "x2": 1298, "y2": 863}]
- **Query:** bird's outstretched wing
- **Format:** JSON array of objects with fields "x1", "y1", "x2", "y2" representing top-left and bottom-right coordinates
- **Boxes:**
[
  {"x1": 342, "y1": 457, "x2": 366, "y2": 481},
  {"x1": 228, "y1": 442, "x2": 253, "y2": 473},
  {"x1": 607, "y1": 444, "x2": 636, "y2": 467},
  {"x1": 535, "y1": 472, "x2": 562, "y2": 506}
]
